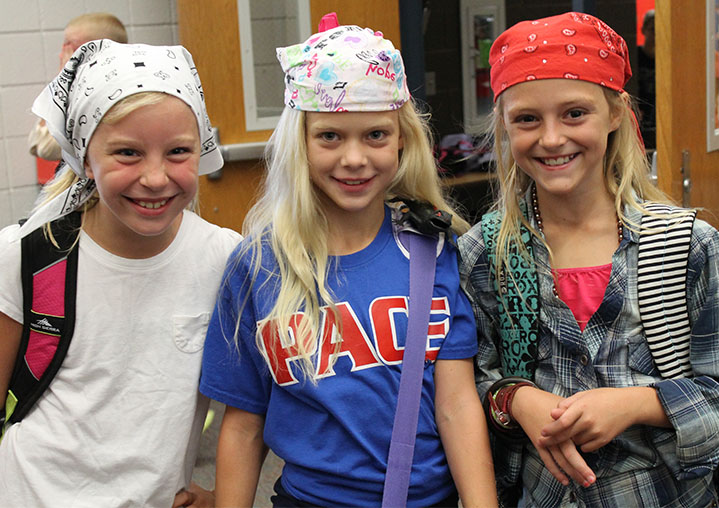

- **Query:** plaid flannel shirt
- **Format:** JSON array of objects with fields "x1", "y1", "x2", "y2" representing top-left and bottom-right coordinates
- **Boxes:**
[{"x1": 459, "y1": 197, "x2": 719, "y2": 507}]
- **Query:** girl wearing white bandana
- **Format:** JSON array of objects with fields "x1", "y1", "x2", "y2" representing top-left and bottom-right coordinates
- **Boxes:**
[{"x1": 0, "y1": 40, "x2": 240, "y2": 507}]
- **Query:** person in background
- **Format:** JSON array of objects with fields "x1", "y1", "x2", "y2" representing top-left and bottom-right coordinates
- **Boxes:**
[{"x1": 28, "y1": 13, "x2": 128, "y2": 162}]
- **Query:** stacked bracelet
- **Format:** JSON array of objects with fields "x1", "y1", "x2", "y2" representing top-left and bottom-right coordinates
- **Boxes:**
[{"x1": 483, "y1": 377, "x2": 538, "y2": 440}]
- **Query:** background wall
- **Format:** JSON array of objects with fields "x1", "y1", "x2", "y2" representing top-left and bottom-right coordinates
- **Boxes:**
[
  {"x1": 505, "y1": 0, "x2": 638, "y2": 98},
  {"x1": 423, "y1": 0, "x2": 639, "y2": 139},
  {"x1": 0, "y1": 0, "x2": 178, "y2": 229},
  {"x1": 0, "y1": 0, "x2": 643, "y2": 230}
]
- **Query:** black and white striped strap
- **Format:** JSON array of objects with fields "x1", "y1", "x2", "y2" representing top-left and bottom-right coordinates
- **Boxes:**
[{"x1": 637, "y1": 203, "x2": 697, "y2": 379}]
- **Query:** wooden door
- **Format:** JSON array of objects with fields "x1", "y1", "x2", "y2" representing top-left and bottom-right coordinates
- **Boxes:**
[
  {"x1": 656, "y1": 1, "x2": 719, "y2": 226},
  {"x1": 177, "y1": 0, "x2": 401, "y2": 232}
]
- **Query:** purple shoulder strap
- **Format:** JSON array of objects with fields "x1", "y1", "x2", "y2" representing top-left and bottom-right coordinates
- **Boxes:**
[{"x1": 382, "y1": 232, "x2": 437, "y2": 508}]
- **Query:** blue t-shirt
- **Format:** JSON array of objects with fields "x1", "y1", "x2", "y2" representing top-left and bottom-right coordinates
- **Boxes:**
[{"x1": 200, "y1": 205, "x2": 477, "y2": 507}]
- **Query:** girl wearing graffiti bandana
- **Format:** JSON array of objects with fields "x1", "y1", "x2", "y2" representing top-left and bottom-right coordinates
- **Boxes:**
[
  {"x1": 199, "y1": 14, "x2": 497, "y2": 508},
  {"x1": 0, "y1": 40, "x2": 240, "y2": 507},
  {"x1": 460, "y1": 12, "x2": 719, "y2": 507}
]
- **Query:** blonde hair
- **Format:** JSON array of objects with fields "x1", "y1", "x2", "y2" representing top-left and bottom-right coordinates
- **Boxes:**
[
  {"x1": 489, "y1": 86, "x2": 673, "y2": 285},
  {"x1": 237, "y1": 100, "x2": 468, "y2": 380},
  {"x1": 67, "y1": 13, "x2": 128, "y2": 44},
  {"x1": 38, "y1": 92, "x2": 200, "y2": 243}
]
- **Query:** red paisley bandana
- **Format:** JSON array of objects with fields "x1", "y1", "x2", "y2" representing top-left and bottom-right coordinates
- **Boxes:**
[{"x1": 489, "y1": 12, "x2": 632, "y2": 100}]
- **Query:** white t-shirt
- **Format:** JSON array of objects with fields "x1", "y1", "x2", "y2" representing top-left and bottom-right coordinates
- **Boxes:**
[{"x1": 0, "y1": 211, "x2": 240, "y2": 507}]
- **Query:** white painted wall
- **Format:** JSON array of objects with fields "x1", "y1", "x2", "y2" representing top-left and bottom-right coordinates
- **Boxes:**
[{"x1": 0, "y1": 0, "x2": 178, "y2": 228}]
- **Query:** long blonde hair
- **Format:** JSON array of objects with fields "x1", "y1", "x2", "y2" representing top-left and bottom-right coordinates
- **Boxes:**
[
  {"x1": 490, "y1": 87, "x2": 673, "y2": 283},
  {"x1": 238, "y1": 99, "x2": 468, "y2": 380},
  {"x1": 38, "y1": 92, "x2": 200, "y2": 244}
]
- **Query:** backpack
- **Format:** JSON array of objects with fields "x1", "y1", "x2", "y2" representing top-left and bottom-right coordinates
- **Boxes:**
[
  {"x1": 435, "y1": 133, "x2": 493, "y2": 177},
  {"x1": 480, "y1": 202, "x2": 697, "y2": 505},
  {"x1": 1, "y1": 212, "x2": 81, "y2": 439},
  {"x1": 481, "y1": 202, "x2": 697, "y2": 381}
]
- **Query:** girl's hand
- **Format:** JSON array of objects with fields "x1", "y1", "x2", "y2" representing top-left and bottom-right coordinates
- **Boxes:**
[
  {"x1": 512, "y1": 387, "x2": 596, "y2": 488},
  {"x1": 539, "y1": 387, "x2": 670, "y2": 452},
  {"x1": 172, "y1": 482, "x2": 215, "y2": 508}
]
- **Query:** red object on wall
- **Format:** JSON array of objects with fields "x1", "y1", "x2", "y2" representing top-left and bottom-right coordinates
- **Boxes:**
[
  {"x1": 636, "y1": 0, "x2": 656, "y2": 47},
  {"x1": 36, "y1": 157, "x2": 58, "y2": 184},
  {"x1": 476, "y1": 69, "x2": 491, "y2": 98}
]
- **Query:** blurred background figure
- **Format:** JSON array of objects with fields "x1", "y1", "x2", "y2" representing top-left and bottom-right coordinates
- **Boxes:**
[
  {"x1": 28, "y1": 13, "x2": 127, "y2": 164},
  {"x1": 637, "y1": 9, "x2": 655, "y2": 150}
]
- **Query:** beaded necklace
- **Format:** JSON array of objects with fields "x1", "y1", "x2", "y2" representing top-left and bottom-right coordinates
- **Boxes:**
[{"x1": 530, "y1": 185, "x2": 622, "y2": 297}]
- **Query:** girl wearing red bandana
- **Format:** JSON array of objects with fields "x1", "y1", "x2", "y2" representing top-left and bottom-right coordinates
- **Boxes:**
[{"x1": 460, "y1": 12, "x2": 719, "y2": 507}]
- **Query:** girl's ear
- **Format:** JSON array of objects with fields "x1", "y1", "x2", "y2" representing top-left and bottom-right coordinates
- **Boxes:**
[
  {"x1": 398, "y1": 132, "x2": 404, "y2": 150},
  {"x1": 607, "y1": 94, "x2": 625, "y2": 133},
  {"x1": 609, "y1": 106, "x2": 623, "y2": 133},
  {"x1": 494, "y1": 104, "x2": 507, "y2": 130},
  {"x1": 84, "y1": 159, "x2": 95, "y2": 180}
]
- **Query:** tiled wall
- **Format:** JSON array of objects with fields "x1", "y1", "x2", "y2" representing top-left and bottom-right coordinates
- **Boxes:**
[{"x1": 0, "y1": 0, "x2": 178, "y2": 229}]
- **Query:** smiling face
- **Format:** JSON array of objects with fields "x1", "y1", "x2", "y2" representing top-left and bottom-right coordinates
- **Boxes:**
[
  {"x1": 83, "y1": 94, "x2": 200, "y2": 258},
  {"x1": 501, "y1": 79, "x2": 621, "y2": 201},
  {"x1": 305, "y1": 110, "x2": 403, "y2": 230}
]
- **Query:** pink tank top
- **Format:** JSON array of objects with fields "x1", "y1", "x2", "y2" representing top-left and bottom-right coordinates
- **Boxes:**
[{"x1": 553, "y1": 264, "x2": 612, "y2": 332}]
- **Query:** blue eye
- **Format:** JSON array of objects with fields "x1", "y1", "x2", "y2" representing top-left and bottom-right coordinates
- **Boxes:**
[
  {"x1": 368, "y1": 130, "x2": 386, "y2": 141},
  {"x1": 320, "y1": 132, "x2": 338, "y2": 142}
]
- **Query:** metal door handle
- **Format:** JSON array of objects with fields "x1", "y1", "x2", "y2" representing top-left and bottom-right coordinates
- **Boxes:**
[{"x1": 681, "y1": 150, "x2": 691, "y2": 208}]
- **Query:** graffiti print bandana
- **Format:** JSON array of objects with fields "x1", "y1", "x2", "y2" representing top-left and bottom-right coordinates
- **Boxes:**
[
  {"x1": 276, "y1": 23, "x2": 410, "y2": 112},
  {"x1": 17, "y1": 39, "x2": 221, "y2": 239},
  {"x1": 489, "y1": 12, "x2": 632, "y2": 99}
]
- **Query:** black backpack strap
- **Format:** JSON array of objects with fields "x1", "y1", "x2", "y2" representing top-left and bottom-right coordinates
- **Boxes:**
[
  {"x1": 2, "y1": 212, "x2": 80, "y2": 432},
  {"x1": 638, "y1": 203, "x2": 696, "y2": 379},
  {"x1": 390, "y1": 198, "x2": 453, "y2": 239}
]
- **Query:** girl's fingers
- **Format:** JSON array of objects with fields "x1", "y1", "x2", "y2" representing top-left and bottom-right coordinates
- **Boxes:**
[
  {"x1": 550, "y1": 444, "x2": 588, "y2": 485},
  {"x1": 549, "y1": 406, "x2": 567, "y2": 420},
  {"x1": 569, "y1": 427, "x2": 602, "y2": 448},
  {"x1": 537, "y1": 447, "x2": 570, "y2": 486},
  {"x1": 538, "y1": 436, "x2": 597, "y2": 487},
  {"x1": 541, "y1": 407, "x2": 581, "y2": 441},
  {"x1": 557, "y1": 440, "x2": 596, "y2": 487},
  {"x1": 548, "y1": 446, "x2": 575, "y2": 485},
  {"x1": 579, "y1": 436, "x2": 608, "y2": 453},
  {"x1": 556, "y1": 391, "x2": 584, "y2": 409}
]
